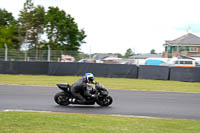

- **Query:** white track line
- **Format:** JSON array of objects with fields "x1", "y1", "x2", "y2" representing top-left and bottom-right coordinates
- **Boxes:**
[
  {"x1": 3, "y1": 109, "x2": 52, "y2": 113},
  {"x1": 111, "y1": 114, "x2": 159, "y2": 119},
  {"x1": 2, "y1": 109, "x2": 162, "y2": 119}
]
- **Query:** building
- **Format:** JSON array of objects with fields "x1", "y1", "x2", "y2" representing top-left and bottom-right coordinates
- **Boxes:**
[
  {"x1": 129, "y1": 53, "x2": 162, "y2": 66},
  {"x1": 92, "y1": 53, "x2": 119, "y2": 64},
  {"x1": 131, "y1": 53, "x2": 162, "y2": 59},
  {"x1": 163, "y1": 33, "x2": 200, "y2": 58},
  {"x1": 93, "y1": 53, "x2": 118, "y2": 60}
]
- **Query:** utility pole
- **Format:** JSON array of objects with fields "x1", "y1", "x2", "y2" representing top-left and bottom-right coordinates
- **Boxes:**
[{"x1": 4, "y1": 43, "x2": 8, "y2": 61}]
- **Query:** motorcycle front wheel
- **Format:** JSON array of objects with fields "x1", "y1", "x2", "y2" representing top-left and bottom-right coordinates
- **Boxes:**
[
  {"x1": 96, "y1": 96, "x2": 113, "y2": 106},
  {"x1": 54, "y1": 92, "x2": 70, "y2": 106}
]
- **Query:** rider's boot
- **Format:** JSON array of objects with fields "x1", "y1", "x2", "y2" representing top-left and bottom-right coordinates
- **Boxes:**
[{"x1": 76, "y1": 99, "x2": 86, "y2": 104}]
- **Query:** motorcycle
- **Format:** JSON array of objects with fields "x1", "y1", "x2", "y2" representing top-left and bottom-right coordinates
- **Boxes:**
[{"x1": 54, "y1": 82, "x2": 113, "y2": 106}]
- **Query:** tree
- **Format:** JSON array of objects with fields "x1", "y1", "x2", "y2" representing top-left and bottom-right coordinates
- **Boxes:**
[
  {"x1": 0, "y1": 8, "x2": 14, "y2": 26},
  {"x1": 18, "y1": 0, "x2": 35, "y2": 48},
  {"x1": 150, "y1": 49, "x2": 156, "y2": 54},
  {"x1": 45, "y1": 7, "x2": 86, "y2": 52},
  {"x1": 124, "y1": 48, "x2": 134, "y2": 58},
  {"x1": 0, "y1": 24, "x2": 20, "y2": 49},
  {"x1": 44, "y1": 7, "x2": 66, "y2": 49},
  {"x1": 18, "y1": 0, "x2": 46, "y2": 60},
  {"x1": 64, "y1": 14, "x2": 86, "y2": 51},
  {"x1": 30, "y1": 5, "x2": 45, "y2": 59},
  {"x1": 115, "y1": 53, "x2": 123, "y2": 58},
  {"x1": 0, "y1": 8, "x2": 20, "y2": 49}
]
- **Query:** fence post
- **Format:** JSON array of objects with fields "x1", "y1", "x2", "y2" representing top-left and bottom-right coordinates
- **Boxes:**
[
  {"x1": 4, "y1": 43, "x2": 8, "y2": 61},
  {"x1": 24, "y1": 51, "x2": 27, "y2": 61},
  {"x1": 48, "y1": 45, "x2": 51, "y2": 62}
]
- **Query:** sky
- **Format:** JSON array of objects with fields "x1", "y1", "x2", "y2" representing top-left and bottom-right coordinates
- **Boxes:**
[{"x1": 1, "y1": 0, "x2": 200, "y2": 55}]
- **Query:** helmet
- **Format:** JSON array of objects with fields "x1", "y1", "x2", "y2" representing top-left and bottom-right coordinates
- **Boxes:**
[{"x1": 85, "y1": 73, "x2": 94, "y2": 83}]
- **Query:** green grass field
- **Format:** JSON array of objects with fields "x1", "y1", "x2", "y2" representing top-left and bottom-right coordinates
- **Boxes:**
[
  {"x1": 0, "y1": 74, "x2": 200, "y2": 93},
  {"x1": 0, "y1": 111, "x2": 200, "y2": 133}
]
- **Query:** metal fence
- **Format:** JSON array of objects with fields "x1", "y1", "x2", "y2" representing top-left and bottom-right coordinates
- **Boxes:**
[{"x1": 0, "y1": 48, "x2": 89, "y2": 62}]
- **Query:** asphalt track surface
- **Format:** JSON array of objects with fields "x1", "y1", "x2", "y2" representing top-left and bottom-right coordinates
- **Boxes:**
[{"x1": 0, "y1": 85, "x2": 200, "y2": 120}]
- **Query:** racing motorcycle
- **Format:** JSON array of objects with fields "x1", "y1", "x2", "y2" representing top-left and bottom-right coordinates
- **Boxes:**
[{"x1": 54, "y1": 82, "x2": 113, "y2": 106}]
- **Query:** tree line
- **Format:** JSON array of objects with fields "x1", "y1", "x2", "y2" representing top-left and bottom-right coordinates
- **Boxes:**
[{"x1": 0, "y1": 0, "x2": 86, "y2": 60}]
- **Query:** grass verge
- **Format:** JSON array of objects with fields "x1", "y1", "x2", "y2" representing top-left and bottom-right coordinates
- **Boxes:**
[
  {"x1": 0, "y1": 111, "x2": 200, "y2": 133},
  {"x1": 1, "y1": 74, "x2": 200, "y2": 93}
]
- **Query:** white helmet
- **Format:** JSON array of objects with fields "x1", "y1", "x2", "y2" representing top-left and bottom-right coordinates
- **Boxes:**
[{"x1": 85, "y1": 73, "x2": 94, "y2": 82}]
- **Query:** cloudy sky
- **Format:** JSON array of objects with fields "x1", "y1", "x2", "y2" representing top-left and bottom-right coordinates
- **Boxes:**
[{"x1": 1, "y1": 0, "x2": 200, "y2": 55}]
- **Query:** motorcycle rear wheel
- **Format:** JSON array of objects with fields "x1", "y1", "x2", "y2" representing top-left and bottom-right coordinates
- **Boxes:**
[{"x1": 54, "y1": 92, "x2": 70, "y2": 106}]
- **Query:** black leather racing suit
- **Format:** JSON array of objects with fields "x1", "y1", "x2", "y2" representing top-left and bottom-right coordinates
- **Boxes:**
[{"x1": 71, "y1": 77, "x2": 94, "y2": 104}]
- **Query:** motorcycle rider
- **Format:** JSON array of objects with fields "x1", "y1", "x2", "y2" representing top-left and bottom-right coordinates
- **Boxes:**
[{"x1": 70, "y1": 73, "x2": 96, "y2": 104}]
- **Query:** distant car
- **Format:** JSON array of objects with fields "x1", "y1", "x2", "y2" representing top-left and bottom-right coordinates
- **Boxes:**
[
  {"x1": 61, "y1": 55, "x2": 75, "y2": 62},
  {"x1": 78, "y1": 59, "x2": 87, "y2": 63},
  {"x1": 78, "y1": 59, "x2": 96, "y2": 63}
]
